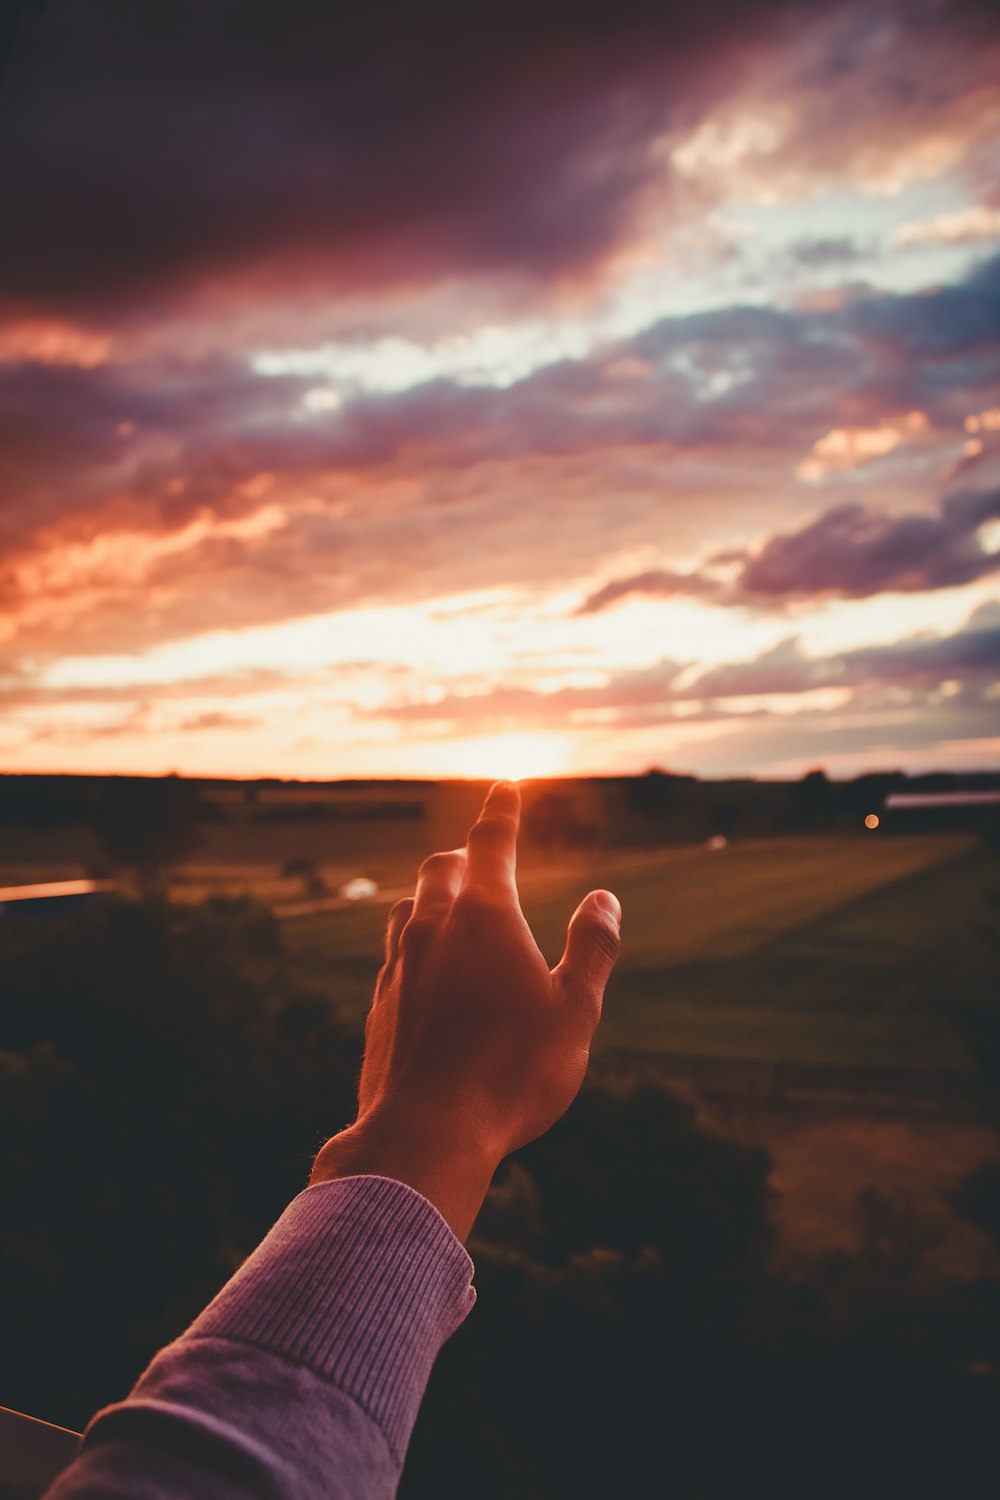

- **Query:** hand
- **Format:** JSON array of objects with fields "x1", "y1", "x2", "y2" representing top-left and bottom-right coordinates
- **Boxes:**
[{"x1": 311, "y1": 781, "x2": 622, "y2": 1239}]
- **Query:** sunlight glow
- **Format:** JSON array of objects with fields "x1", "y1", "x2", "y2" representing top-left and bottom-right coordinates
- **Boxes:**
[{"x1": 418, "y1": 732, "x2": 570, "y2": 782}]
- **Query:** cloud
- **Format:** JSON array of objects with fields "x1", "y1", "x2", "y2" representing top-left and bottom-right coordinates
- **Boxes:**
[
  {"x1": 577, "y1": 568, "x2": 721, "y2": 615},
  {"x1": 377, "y1": 604, "x2": 1000, "y2": 728},
  {"x1": 2, "y1": 2, "x2": 999, "y2": 777},
  {"x1": 2, "y1": 0, "x2": 997, "y2": 343},
  {"x1": 788, "y1": 236, "x2": 866, "y2": 268},
  {"x1": 0, "y1": 246, "x2": 997, "y2": 666},
  {"x1": 580, "y1": 487, "x2": 1000, "y2": 612},
  {"x1": 0, "y1": 668, "x2": 292, "y2": 711},
  {"x1": 6, "y1": 246, "x2": 994, "y2": 503},
  {"x1": 319, "y1": 605, "x2": 1000, "y2": 778},
  {"x1": 664, "y1": 0, "x2": 1000, "y2": 205},
  {"x1": 842, "y1": 252, "x2": 1000, "y2": 357},
  {"x1": 380, "y1": 656, "x2": 687, "y2": 729},
  {"x1": 735, "y1": 488, "x2": 1000, "y2": 599},
  {"x1": 0, "y1": 0, "x2": 826, "y2": 327},
  {"x1": 177, "y1": 711, "x2": 259, "y2": 732},
  {"x1": 893, "y1": 205, "x2": 1000, "y2": 248},
  {"x1": 685, "y1": 615, "x2": 1000, "y2": 699}
]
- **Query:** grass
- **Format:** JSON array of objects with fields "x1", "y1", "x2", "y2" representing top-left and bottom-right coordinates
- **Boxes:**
[
  {"x1": 600, "y1": 839, "x2": 996, "y2": 1070},
  {"x1": 515, "y1": 834, "x2": 973, "y2": 966}
]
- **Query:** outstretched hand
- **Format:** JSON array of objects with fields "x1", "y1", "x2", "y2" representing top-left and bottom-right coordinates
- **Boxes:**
[{"x1": 311, "y1": 781, "x2": 621, "y2": 1239}]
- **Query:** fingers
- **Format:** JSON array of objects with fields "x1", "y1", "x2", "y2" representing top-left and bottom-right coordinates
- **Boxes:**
[
  {"x1": 555, "y1": 889, "x2": 622, "y2": 1018},
  {"x1": 463, "y1": 780, "x2": 521, "y2": 900},
  {"x1": 412, "y1": 847, "x2": 467, "y2": 921},
  {"x1": 375, "y1": 896, "x2": 415, "y2": 1004},
  {"x1": 384, "y1": 896, "x2": 414, "y2": 962}
]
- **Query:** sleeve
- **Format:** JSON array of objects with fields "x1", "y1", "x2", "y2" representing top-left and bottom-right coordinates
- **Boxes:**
[{"x1": 43, "y1": 1175, "x2": 477, "y2": 1500}]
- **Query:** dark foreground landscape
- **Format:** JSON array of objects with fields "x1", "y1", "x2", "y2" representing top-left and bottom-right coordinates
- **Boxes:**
[{"x1": 2, "y1": 769, "x2": 1000, "y2": 1497}]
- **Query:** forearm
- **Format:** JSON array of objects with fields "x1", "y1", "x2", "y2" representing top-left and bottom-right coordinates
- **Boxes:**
[{"x1": 44, "y1": 1177, "x2": 475, "y2": 1500}]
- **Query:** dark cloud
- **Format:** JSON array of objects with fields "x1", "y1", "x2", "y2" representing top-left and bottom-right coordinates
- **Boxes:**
[
  {"x1": 630, "y1": 250, "x2": 1000, "y2": 427},
  {"x1": 667, "y1": 686, "x2": 1000, "y2": 777},
  {"x1": 0, "y1": 0, "x2": 823, "y2": 324},
  {"x1": 3, "y1": 0, "x2": 996, "y2": 336},
  {"x1": 0, "y1": 353, "x2": 314, "y2": 539},
  {"x1": 577, "y1": 568, "x2": 722, "y2": 614},
  {"x1": 581, "y1": 487, "x2": 1000, "y2": 612},
  {"x1": 686, "y1": 617, "x2": 1000, "y2": 699},
  {"x1": 845, "y1": 254, "x2": 1000, "y2": 358},
  {"x1": 737, "y1": 488, "x2": 1000, "y2": 599}
]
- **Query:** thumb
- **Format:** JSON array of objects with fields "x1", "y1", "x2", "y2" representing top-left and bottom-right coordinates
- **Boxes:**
[{"x1": 555, "y1": 889, "x2": 622, "y2": 1016}]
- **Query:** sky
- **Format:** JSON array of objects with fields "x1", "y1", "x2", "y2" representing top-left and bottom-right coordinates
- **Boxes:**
[{"x1": 0, "y1": 0, "x2": 998, "y2": 782}]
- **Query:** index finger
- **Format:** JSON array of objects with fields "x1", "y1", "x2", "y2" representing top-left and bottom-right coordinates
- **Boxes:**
[{"x1": 463, "y1": 780, "x2": 521, "y2": 899}]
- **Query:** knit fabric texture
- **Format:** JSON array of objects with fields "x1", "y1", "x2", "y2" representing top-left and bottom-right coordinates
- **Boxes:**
[
  {"x1": 185, "y1": 1174, "x2": 476, "y2": 1458},
  {"x1": 45, "y1": 1175, "x2": 476, "y2": 1499}
]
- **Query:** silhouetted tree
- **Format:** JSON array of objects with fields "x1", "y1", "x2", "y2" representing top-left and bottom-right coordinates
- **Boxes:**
[
  {"x1": 710, "y1": 800, "x2": 743, "y2": 837},
  {"x1": 841, "y1": 771, "x2": 907, "y2": 813},
  {"x1": 403, "y1": 1075, "x2": 775, "y2": 1498},
  {"x1": 90, "y1": 775, "x2": 202, "y2": 887},
  {"x1": 0, "y1": 896, "x2": 360, "y2": 1428},
  {"x1": 524, "y1": 792, "x2": 597, "y2": 851},
  {"x1": 626, "y1": 768, "x2": 694, "y2": 818},
  {"x1": 950, "y1": 873, "x2": 1000, "y2": 1249},
  {"x1": 791, "y1": 767, "x2": 832, "y2": 829}
]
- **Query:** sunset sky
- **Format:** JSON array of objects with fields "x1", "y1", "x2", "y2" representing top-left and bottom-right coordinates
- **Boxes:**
[{"x1": 1, "y1": 0, "x2": 998, "y2": 781}]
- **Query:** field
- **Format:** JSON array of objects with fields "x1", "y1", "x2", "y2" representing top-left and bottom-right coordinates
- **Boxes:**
[
  {"x1": 274, "y1": 826, "x2": 998, "y2": 1277},
  {"x1": 282, "y1": 831, "x2": 991, "y2": 1070},
  {"x1": 5, "y1": 812, "x2": 992, "y2": 1076}
]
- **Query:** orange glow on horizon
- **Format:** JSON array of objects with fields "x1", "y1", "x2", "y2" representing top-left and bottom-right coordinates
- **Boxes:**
[{"x1": 421, "y1": 731, "x2": 571, "y2": 782}]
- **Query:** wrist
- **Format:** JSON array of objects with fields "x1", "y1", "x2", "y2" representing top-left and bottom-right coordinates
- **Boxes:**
[{"x1": 310, "y1": 1107, "x2": 501, "y2": 1242}]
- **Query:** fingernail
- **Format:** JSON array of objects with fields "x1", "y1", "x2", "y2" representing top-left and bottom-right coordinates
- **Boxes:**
[{"x1": 594, "y1": 891, "x2": 621, "y2": 930}]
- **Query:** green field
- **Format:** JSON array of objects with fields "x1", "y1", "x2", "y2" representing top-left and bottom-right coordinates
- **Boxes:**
[
  {"x1": 4, "y1": 803, "x2": 994, "y2": 1077},
  {"x1": 282, "y1": 832, "x2": 997, "y2": 1073}
]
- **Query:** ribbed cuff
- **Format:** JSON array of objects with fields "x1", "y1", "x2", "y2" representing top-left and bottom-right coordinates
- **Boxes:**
[{"x1": 185, "y1": 1175, "x2": 476, "y2": 1460}]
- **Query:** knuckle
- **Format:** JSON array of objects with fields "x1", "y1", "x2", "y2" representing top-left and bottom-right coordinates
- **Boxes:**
[
  {"x1": 585, "y1": 914, "x2": 621, "y2": 963},
  {"x1": 418, "y1": 851, "x2": 454, "y2": 878},
  {"x1": 399, "y1": 914, "x2": 435, "y2": 951},
  {"x1": 453, "y1": 886, "x2": 501, "y2": 918},
  {"x1": 388, "y1": 897, "x2": 414, "y2": 923}
]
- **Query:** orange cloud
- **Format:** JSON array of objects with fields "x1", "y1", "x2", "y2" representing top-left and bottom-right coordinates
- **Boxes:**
[{"x1": 0, "y1": 319, "x2": 111, "y2": 367}]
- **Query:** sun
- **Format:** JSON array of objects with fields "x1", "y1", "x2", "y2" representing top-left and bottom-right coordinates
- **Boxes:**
[{"x1": 428, "y1": 731, "x2": 570, "y2": 782}]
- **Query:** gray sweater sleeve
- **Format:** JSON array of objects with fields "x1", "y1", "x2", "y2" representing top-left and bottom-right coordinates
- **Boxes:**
[{"x1": 43, "y1": 1175, "x2": 477, "y2": 1499}]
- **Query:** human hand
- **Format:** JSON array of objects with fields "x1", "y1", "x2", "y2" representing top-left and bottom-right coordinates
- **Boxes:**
[{"x1": 310, "y1": 781, "x2": 621, "y2": 1238}]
